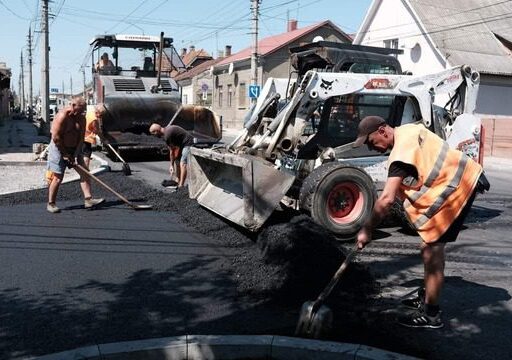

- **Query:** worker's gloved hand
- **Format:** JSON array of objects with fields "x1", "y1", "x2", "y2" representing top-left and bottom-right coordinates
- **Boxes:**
[{"x1": 356, "y1": 226, "x2": 372, "y2": 249}]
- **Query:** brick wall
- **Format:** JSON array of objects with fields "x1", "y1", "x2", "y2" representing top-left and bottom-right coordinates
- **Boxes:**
[{"x1": 482, "y1": 117, "x2": 512, "y2": 158}]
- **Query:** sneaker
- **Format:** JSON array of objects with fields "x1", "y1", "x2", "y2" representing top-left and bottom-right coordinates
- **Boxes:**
[
  {"x1": 84, "y1": 198, "x2": 105, "y2": 209},
  {"x1": 47, "y1": 203, "x2": 61, "y2": 213},
  {"x1": 401, "y1": 287, "x2": 425, "y2": 309},
  {"x1": 398, "y1": 309, "x2": 444, "y2": 329}
]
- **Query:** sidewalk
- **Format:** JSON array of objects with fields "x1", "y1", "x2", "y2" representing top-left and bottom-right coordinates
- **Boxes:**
[{"x1": 0, "y1": 116, "x2": 107, "y2": 195}]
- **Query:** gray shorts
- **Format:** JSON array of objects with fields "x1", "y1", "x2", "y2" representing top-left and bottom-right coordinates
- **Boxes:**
[
  {"x1": 47, "y1": 141, "x2": 67, "y2": 174},
  {"x1": 181, "y1": 146, "x2": 191, "y2": 165}
]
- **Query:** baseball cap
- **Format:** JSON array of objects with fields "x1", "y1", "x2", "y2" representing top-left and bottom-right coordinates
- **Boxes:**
[{"x1": 352, "y1": 115, "x2": 386, "y2": 147}]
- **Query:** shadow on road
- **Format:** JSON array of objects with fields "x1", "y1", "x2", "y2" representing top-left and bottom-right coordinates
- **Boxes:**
[{"x1": 0, "y1": 256, "x2": 263, "y2": 358}]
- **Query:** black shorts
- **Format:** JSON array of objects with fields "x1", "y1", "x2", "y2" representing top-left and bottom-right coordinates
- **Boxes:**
[
  {"x1": 82, "y1": 142, "x2": 93, "y2": 158},
  {"x1": 436, "y1": 189, "x2": 477, "y2": 243}
]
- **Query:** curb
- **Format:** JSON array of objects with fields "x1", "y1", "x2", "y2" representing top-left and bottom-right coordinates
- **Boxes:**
[{"x1": 31, "y1": 335, "x2": 418, "y2": 360}]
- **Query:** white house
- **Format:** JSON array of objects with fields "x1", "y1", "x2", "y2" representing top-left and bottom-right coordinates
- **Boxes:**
[{"x1": 354, "y1": 0, "x2": 512, "y2": 157}]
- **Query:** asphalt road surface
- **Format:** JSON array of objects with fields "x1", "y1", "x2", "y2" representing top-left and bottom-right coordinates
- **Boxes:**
[{"x1": 0, "y1": 155, "x2": 510, "y2": 359}]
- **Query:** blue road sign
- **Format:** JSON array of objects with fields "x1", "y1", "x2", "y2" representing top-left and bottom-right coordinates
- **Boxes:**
[
  {"x1": 50, "y1": 88, "x2": 59, "y2": 93},
  {"x1": 248, "y1": 85, "x2": 260, "y2": 99}
]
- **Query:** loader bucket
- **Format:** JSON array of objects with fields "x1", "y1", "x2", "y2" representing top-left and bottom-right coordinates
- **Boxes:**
[{"x1": 188, "y1": 148, "x2": 296, "y2": 231}]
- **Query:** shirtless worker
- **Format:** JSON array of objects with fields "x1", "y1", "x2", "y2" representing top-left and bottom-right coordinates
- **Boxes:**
[{"x1": 46, "y1": 96, "x2": 104, "y2": 213}]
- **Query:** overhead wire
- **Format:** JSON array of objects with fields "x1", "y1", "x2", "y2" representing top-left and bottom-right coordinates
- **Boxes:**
[
  {"x1": 0, "y1": 0, "x2": 31, "y2": 20},
  {"x1": 105, "y1": 0, "x2": 151, "y2": 33},
  {"x1": 356, "y1": 0, "x2": 512, "y2": 38}
]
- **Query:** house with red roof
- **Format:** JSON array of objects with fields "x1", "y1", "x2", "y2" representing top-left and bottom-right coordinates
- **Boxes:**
[
  {"x1": 212, "y1": 19, "x2": 352, "y2": 128},
  {"x1": 174, "y1": 56, "x2": 223, "y2": 107}
]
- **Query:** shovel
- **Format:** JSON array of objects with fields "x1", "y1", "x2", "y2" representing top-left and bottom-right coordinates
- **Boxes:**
[
  {"x1": 105, "y1": 143, "x2": 131, "y2": 176},
  {"x1": 74, "y1": 164, "x2": 152, "y2": 210},
  {"x1": 295, "y1": 245, "x2": 359, "y2": 339}
]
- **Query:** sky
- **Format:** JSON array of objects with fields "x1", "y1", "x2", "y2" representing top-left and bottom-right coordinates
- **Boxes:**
[{"x1": 1, "y1": 0, "x2": 372, "y2": 98}]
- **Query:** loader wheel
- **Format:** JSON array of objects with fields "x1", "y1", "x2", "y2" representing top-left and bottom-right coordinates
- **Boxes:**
[
  {"x1": 300, "y1": 163, "x2": 376, "y2": 238},
  {"x1": 389, "y1": 199, "x2": 417, "y2": 234}
]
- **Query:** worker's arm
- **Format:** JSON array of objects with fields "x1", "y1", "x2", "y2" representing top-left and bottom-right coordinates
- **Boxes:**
[
  {"x1": 168, "y1": 146, "x2": 174, "y2": 177},
  {"x1": 357, "y1": 176, "x2": 403, "y2": 249},
  {"x1": 75, "y1": 116, "x2": 86, "y2": 157}
]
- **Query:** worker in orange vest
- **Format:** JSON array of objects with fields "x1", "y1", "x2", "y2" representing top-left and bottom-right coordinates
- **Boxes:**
[
  {"x1": 83, "y1": 104, "x2": 105, "y2": 169},
  {"x1": 353, "y1": 115, "x2": 488, "y2": 329}
]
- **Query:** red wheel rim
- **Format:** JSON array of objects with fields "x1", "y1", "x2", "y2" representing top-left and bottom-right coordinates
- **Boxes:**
[{"x1": 326, "y1": 182, "x2": 364, "y2": 224}]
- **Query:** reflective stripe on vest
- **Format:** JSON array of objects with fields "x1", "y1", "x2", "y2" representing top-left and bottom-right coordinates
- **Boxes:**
[
  {"x1": 403, "y1": 141, "x2": 449, "y2": 207},
  {"x1": 411, "y1": 155, "x2": 468, "y2": 228},
  {"x1": 389, "y1": 124, "x2": 482, "y2": 243}
]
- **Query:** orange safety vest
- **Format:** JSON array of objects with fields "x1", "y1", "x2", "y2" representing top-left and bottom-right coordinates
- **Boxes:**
[
  {"x1": 388, "y1": 124, "x2": 482, "y2": 243},
  {"x1": 84, "y1": 110, "x2": 99, "y2": 145}
]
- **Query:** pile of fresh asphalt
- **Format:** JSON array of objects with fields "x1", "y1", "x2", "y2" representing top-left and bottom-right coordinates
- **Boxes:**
[{"x1": 0, "y1": 170, "x2": 380, "y2": 328}]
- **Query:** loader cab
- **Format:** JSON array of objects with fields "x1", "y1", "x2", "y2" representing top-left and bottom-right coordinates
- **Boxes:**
[
  {"x1": 299, "y1": 92, "x2": 422, "y2": 159},
  {"x1": 289, "y1": 41, "x2": 403, "y2": 80}
]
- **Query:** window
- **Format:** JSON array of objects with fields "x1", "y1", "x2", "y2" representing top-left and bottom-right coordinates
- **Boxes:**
[
  {"x1": 218, "y1": 86, "x2": 223, "y2": 107},
  {"x1": 182, "y1": 94, "x2": 188, "y2": 104},
  {"x1": 227, "y1": 84, "x2": 233, "y2": 107},
  {"x1": 238, "y1": 83, "x2": 246, "y2": 108}
]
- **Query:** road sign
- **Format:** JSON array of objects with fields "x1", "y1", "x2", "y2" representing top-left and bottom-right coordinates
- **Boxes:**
[
  {"x1": 201, "y1": 83, "x2": 208, "y2": 92},
  {"x1": 248, "y1": 85, "x2": 260, "y2": 98},
  {"x1": 50, "y1": 88, "x2": 59, "y2": 93}
]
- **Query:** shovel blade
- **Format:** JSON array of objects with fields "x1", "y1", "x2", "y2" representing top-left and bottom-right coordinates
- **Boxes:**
[
  {"x1": 122, "y1": 163, "x2": 132, "y2": 176},
  {"x1": 295, "y1": 301, "x2": 333, "y2": 339}
]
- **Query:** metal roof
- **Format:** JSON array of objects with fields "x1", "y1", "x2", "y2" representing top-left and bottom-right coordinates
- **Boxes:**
[{"x1": 408, "y1": 0, "x2": 512, "y2": 75}]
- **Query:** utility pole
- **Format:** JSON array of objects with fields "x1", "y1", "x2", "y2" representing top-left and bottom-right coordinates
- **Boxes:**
[
  {"x1": 70, "y1": 75, "x2": 73, "y2": 97},
  {"x1": 20, "y1": 51, "x2": 25, "y2": 112},
  {"x1": 41, "y1": 0, "x2": 50, "y2": 127},
  {"x1": 82, "y1": 68, "x2": 86, "y2": 100},
  {"x1": 250, "y1": 0, "x2": 260, "y2": 103},
  {"x1": 27, "y1": 27, "x2": 34, "y2": 122}
]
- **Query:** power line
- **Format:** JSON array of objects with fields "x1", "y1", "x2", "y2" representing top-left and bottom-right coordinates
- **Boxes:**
[
  {"x1": 50, "y1": 0, "x2": 66, "y2": 25},
  {"x1": 357, "y1": 0, "x2": 512, "y2": 38},
  {"x1": 362, "y1": 11, "x2": 512, "y2": 44},
  {"x1": 105, "y1": 0, "x2": 150, "y2": 33},
  {"x1": 0, "y1": 0, "x2": 31, "y2": 20}
]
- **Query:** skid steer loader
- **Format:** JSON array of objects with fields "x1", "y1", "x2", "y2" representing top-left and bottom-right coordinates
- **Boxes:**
[{"x1": 188, "y1": 42, "x2": 482, "y2": 237}]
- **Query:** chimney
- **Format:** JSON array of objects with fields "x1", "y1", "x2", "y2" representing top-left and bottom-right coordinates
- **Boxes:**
[
  {"x1": 225, "y1": 45, "x2": 232, "y2": 57},
  {"x1": 181, "y1": 48, "x2": 187, "y2": 57},
  {"x1": 287, "y1": 19, "x2": 298, "y2": 32},
  {"x1": 189, "y1": 45, "x2": 195, "y2": 52}
]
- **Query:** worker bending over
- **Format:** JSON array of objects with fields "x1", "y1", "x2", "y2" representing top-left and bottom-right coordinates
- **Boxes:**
[
  {"x1": 150, "y1": 123, "x2": 194, "y2": 188},
  {"x1": 353, "y1": 115, "x2": 487, "y2": 329}
]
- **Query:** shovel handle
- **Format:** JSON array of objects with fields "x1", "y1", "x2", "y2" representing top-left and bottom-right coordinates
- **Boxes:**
[
  {"x1": 74, "y1": 164, "x2": 136, "y2": 209},
  {"x1": 315, "y1": 246, "x2": 359, "y2": 304},
  {"x1": 106, "y1": 143, "x2": 126, "y2": 163},
  {"x1": 167, "y1": 105, "x2": 183, "y2": 127}
]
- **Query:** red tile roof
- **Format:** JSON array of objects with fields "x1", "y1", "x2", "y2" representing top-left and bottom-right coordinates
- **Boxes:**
[
  {"x1": 174, "y1": 58, "x2": 222, "y2": 81},
  {"x1": 216, "y1": 20, "x2": 350, "y2": 67}
]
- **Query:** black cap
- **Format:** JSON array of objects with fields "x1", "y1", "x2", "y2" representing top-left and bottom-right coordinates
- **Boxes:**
[{"x1": 352, "y1": 115, "x2": 386, "y2": 148}]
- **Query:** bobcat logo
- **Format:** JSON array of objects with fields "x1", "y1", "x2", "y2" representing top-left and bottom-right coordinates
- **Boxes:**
[{"x1": 320, "y1": 79, "x2": 334, "y2": 90}]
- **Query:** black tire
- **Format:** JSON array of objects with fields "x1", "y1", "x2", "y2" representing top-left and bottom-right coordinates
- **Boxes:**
[
  {"x1": 300, "y1": 162, "x2": 376, "y2": 237},
  {"x1": 389, "y1": 199, "x2": 417, "y2": 234}
]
